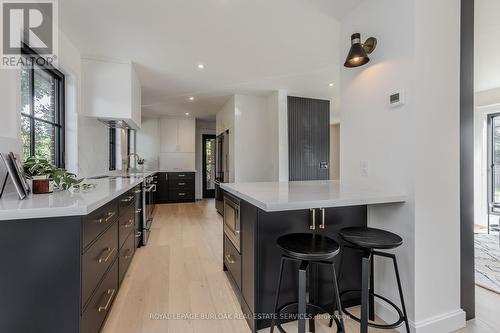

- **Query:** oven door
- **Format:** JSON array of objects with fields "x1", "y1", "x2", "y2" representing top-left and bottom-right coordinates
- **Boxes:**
[{"x1": 223, "y1": 195, "x2": 240, "y2": 252}]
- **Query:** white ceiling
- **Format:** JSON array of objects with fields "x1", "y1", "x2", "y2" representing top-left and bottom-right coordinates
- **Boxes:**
[
  {"x1": 60, "y1": 0, "x2": 361, "y2": 119},
  {"x1": 475, "y1": 0, "x2": 500, "y2": 92}
]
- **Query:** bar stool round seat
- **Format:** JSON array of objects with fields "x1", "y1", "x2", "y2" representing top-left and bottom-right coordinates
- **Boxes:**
[
  {"x1": 333, "y1": 227, "x2": 410, "y2": 333},
  {"x1": 277, "y1": 233, "x2": 341, "y2": 261},
  {"x1": 271, "y1": 233, "x2": 345, "y2": 333},
  {"x1": 339, "y1": 227, "x2": 403, "y2": 249}
]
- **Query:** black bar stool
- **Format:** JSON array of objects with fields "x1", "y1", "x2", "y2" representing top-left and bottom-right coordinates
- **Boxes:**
[
  {"x1": 270, "y1": 233, "x2": 345, "y2": 333},
  {"x1": 334, "y1": 227, "x2": 410, "y2": 333}
]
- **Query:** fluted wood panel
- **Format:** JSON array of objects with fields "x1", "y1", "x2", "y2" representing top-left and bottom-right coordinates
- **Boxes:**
[{"x1": 288, "y1": 96, "x2": 330, "y2": 181}]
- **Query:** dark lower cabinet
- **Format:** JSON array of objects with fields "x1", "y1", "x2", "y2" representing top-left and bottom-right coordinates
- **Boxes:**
[
  {"x1": 81, "y1": 260, "x2": 119, "y2": 333},
  {"x1": 224, "y1": 196, "x2": 367, "y2": 333},
  {"x1": 154, "y1": 172, "x2": 196, "y2": 203},
  {"x1": 0, "y1": 185, "x2": 141, "y2": 333}
]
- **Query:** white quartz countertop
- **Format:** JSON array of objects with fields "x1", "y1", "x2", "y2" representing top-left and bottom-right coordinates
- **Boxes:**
[
  {"x1": 0, "y1": 172, "x2": 156, "y2": 220},
  {"x1": 220, "y1": 181, "x2": 407, "y2": 212}
]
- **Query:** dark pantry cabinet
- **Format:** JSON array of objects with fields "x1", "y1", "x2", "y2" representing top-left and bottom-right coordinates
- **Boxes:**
[
  {"x1": 154, "y1": 172, "x2": 195, "y2": 203},
  {"x1": 0, "y1": 185, "x2": 141, "y2": 333}
]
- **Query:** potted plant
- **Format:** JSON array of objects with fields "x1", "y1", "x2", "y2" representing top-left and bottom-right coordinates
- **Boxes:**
[{"x1": 23, "y1": 157, "x2": 95, "y2": 193}]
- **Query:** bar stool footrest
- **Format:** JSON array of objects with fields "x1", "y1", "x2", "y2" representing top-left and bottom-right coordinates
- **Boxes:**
[
  {"x1": 340, "y1": 290, "x2": 406, "y2": 330},
  {"x1": 275, "y1": 301, "x2": 343, "y2": 333}
]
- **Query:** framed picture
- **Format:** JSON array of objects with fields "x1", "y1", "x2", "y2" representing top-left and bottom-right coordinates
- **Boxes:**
[
  {"x1": 0, "y1": 152, "x2": 27, "y2": 200},
  {"x1": 9, "y1": 152, "x2": 30, "y2": 194}
]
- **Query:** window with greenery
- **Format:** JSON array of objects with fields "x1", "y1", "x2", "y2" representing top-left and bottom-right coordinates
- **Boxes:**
[{"x1": 20, "y1": 48, "x2": 65, "y2": 167}]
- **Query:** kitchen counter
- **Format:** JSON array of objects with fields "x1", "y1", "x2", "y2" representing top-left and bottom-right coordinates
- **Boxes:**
[
  {"x1": 220, "y1": 180, "x2": 407, "y2": 212},
  {"x1": 0, "y1": 171, "x2": 155, "y2": 220}
]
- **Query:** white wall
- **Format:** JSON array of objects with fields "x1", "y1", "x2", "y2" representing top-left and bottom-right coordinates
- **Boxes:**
[
  {"x1": 195, "y1": 120, "x2": 216, "y2": 199},
  {"x1": 341, "y1": 0, "x2": 463, "y2": 332},
  {"x1": 136, "y1": 117, "x2": 160, "y2": 171},
  {"x1": 216, "y1": 97, "x2": 236, "y2": 182}
]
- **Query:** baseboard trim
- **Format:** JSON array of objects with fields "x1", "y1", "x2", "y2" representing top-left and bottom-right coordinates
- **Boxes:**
[{"x1": 375, "y1": 300, "x2": 466, "y2": 333}]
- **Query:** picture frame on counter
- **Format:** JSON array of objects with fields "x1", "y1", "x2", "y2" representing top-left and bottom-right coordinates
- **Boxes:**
[{"x1": 0, "y1": 152, "x2": 29, "y2": 200}]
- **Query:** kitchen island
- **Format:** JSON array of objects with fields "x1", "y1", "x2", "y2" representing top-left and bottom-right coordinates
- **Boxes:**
[{"x1": 220, "y1": 180, "x2": 406, "y2": 332}]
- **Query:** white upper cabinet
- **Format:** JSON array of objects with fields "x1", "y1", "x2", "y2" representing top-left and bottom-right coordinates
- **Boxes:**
[
  {"x1": 160, "y1": 117, "x2": 195, "y2": 153},
  {"x1": 82, "y1": 58, "x2": 142, "y2": 129}
]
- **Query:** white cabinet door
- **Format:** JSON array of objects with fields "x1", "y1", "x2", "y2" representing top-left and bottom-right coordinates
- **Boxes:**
[
  {"x1": 160, "y1": 118, "x2": 179, "y2": 152},
  {"x1": 177, "y1": 119, "x2": 195, "y2": 153}
]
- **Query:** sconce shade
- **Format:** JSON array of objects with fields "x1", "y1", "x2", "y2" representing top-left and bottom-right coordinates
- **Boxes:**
[{"x1": 344, "y1": 33, "x2": 370, "y2": 68}]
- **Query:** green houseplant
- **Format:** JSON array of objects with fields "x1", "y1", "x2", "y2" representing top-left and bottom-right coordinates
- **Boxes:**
[{"x1": 23, "y1": 157, "x2": 95, "y2": 192}]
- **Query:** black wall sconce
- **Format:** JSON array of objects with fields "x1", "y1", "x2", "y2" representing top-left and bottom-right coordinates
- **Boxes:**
[{"x1": 344, "y1": 33, "x2": 377, "y2": 68}]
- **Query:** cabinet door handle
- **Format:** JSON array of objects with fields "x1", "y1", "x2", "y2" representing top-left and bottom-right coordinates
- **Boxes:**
[
  {"x1": 310, "y1": 208, "x2": 316, "y2": 230},
  {"x1": 320, "y1": 208, "x2": 326, "y2": 229},
  {"x1": 98, "y1": 289, "x2": 116, "y2": 312},
  {"x1": 98, "y1": 211, "x2": 116, "y2": 224},
  {"x1": 135, "y1": 208, "x2": 142, "y2": 213},
  {"x1": 134, "y1": 189, "x2": 142, "y2": 194},
  {"x1": 178, "y1": 192, "x2": 186, "y2": 196},
  {"x1": 121, "y1": 196, "x2": 134, "y2": 203},
  {"x1": 122, "y1": 219, "x2": 134, "y2": 228},
  {"x1": 178, "y1": 182, "x2": 185, "y2": 186},
  {"x1": 178, "y1": 174, "x2": 185, "y2": 177},
  {"x1": 98, "y1": 247, "x2": 116, "y2": 263},
  {"x1": 225, "y1": 254, "x2": 236, "y2": 264},
  {"x1": 135, "y1": 231, "x2": 142, "y2": 238}
]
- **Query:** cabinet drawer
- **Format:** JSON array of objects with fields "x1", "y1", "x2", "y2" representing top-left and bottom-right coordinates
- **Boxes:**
[
  {"x1": 168, "y1": 172, "x2": 195, "y2": 181},
  {"x1": 119, "y1": 232, "x2": 135, "y2": 285},
  {"x1": 83, "y1": 200, "x2": 118, "y2": 250},
  {"x1": 119, "y1": 191, "x2": 136, "y2": 212},
  {"x1": 168, "y1": 189, "x2": 195, "y2": 201},
  {"x1": 82, "y1": 221, "x2": 118, "y2": 309},
  {"x1": 169, "y1": 179, "x2": 194, "y2": 189},
  {"x1": 81, "y1": 260, "x2": 118, "y2": 333},
  {"x1": 119, "y1": 204, "x2": 135, "y2": 249},
  {"x1": 224, "y1": 235, "x2": 241, "y2": 290}
]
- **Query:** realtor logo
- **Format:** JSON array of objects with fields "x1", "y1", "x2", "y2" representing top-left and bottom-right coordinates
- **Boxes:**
[{"x1": 1, "y1": 0, "x2": 58, "y2": 68}]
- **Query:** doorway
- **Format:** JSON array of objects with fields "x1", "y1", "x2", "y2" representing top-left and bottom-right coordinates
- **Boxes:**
[{"x1": 202, "y1": 134, "x2": 216, "y2": 198}]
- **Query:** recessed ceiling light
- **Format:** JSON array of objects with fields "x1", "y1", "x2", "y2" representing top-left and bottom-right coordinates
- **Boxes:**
[
  {"x1": 329, "y1": 83, "x2": 334, "y2": 87},
  {"x1": 189, "y1": 96, "x2": 195, "y2": 101},
  {"x1": 197, "y1": 63, "x2": 205, "y2": 69},
  {"x1": 185, "y1": 112, "x2": 190, "y2": 116}
]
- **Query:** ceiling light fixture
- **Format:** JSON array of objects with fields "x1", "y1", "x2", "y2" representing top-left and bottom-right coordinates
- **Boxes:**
[
  {"x1": 329, "y1": 83, "x2": 334, "y2": 87},
  {"x1": 197, "y1": 63, "x2": 205, "y2": 69},
  {"x1": 189, "y1": 96, "x2": 195, "y2": 101},
  {"x1": 185, "y1": 112, "x2": 190, "y2": 116},
  {"x1": 344, "y1": 33, "x2": 377, "y2": 68}
]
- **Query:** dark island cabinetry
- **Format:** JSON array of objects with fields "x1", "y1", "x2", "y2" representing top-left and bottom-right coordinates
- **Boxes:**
[
  {"x1": 0, "y1": 185, "x2": 142, "y2": 333},
  {"x1": 154, "y1": 172, "x2": 195, "y2": 203},
  {"x1": 223, "y1": 196, "x2": 367, "y2": 332}
]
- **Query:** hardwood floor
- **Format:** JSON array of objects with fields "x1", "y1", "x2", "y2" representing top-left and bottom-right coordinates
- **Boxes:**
[{"x1": 102, "y1": 200, "x2": 499, "y2": 333}]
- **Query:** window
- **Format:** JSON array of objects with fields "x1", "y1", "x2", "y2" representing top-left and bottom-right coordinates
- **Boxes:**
[
  {"x1": 109, "y1": 128, "x2": 116, "y2": 171},
  {"x1": 20, "y1": 46, "x2": 65, "y2": 167}
]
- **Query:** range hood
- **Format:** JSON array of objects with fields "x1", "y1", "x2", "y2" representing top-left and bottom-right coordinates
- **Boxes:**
[{"x1": 82, "y1": 58, "x2": 142, "y2": 130}]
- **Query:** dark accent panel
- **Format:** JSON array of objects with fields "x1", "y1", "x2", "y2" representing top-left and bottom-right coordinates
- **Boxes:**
[
  {"x1": 155, "y1": 172, "x2": 169, "y2": 203},
  {"x1": 0, "y1": 217, "x2": 81, "y2": 333},
  {"x1": 288, "y1": 96, "x2": 330, "y2": 181},
  {"x1": 460, "y1": 0, "x2": 475, "y2": 320}
]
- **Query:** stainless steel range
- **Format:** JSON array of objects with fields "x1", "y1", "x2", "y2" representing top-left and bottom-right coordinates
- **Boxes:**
[{"x1": 142, "y1": 174, "x2": 157, "y2": 245}]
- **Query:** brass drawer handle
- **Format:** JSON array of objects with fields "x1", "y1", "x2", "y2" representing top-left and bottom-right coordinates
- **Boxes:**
[
  {"x1": 98, "y1": 211, "x2": 116, "y2": 224},
  {"x1": 98, "y1": 289, "x2": 116, "y2": 312},
  {"x1": 178, "y1": 192, "x2": 186, "y2": 196},
  {"x1": 178, "y1": 182, "x2": 185, "y2": 186},
  {"x1": 225, "y1": 254, "x2": 236, "y2": 264},
  {"x1": 135, "y1": 208, "x2": 142, "y2": 214},
  {"x1": 320, "y1": 208, "x2": 326, "y2": 229},
  {"x1": 98, "y1": 247, "x2": 116, "y2": 263},
  {"x1": 178, "y1": 174, "x2": 185, "y2": 177},
  {"x1": 122, "y1": 219, "x2": 134, "y2": 228},
  {"x1": 310, "y1": 208, "x2": 316, "y2": 230},
  {"x1": 121, "y1": 196, "x2": 134, "y2": 203}
]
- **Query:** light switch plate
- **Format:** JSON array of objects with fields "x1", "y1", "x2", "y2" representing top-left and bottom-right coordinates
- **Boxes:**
[{"x1": 389, "y1": 90, "x2": 405, "y2": 107}]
